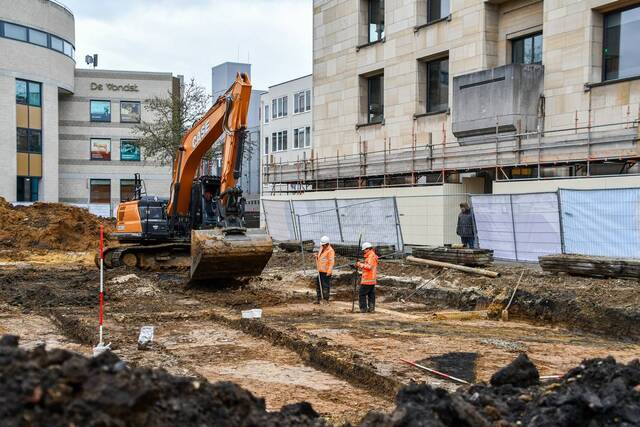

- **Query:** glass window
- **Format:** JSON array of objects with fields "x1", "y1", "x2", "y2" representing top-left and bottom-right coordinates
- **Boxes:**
[
  {"x1": 29, "y1": 130, "x2": 42, "y2": 153},
  {"x1": 512, "y1": 33, "x2": 542, "y2": 65},
  {"x1": 17, "y1": 128, "x2": 29, "y2": 152},
  {"x1": 367, "y1": 74, "x2": 384, "y2": 123},
  {"x1": 427, "y1": 0, "x2": 450, "y2": 23},
  {"x1": 5, "y1": 23, "x2": 27, "y2": 41},
  {"x1": 90, "y1": 100, "x2": 111, "y2": 122},
  {"x1": 264, "y1": 137, "x2": 269, "y2": 154},
  {"x1": 294, "y1": 128, "x2": 300, "y2": 148},
  {"x1": 90, "y1": 138, "x2": 111, "y2": 160},
  {"x1": 427, "y1": 57, "x2": 449, "y2": 113},
  {"x1": 16, "y1": 80, "x2": 27, "y2": 104},
  {"x1": 282, "y1": 130, "x2": 288, "y2": 150},
  {"x1": 120, "y1": 179, "x2": 136, "y2": 202},
  {"x1": 28, "y1": 82, "x2": 41, "y2": 107},
  {"x1": 90, "y1": 179, "x2": 111, "y2": 204},
  {"x1": 305, "y1": 126, "x2": 311, "y2": 147},
  {"x1": 271, "y1": 132, "x2": 277, "y2": 152},
  {"x1": 63, "y1": 40, "x2": 72, "y2": 56},
  {"x1": 368, "y1": 0, "x2": 385, "y2": 43},
  {"x1": 17, "y1": 177, "x2": 39, "y2": 202},
  {"x1": 28, "y1": 28, "x2": 48, "y2": 47},
  {"x1": 271, "y1": 99, "x2": 277, "y2": 119},
  {"x1": 305, "y1": 90, "x2": 311, "y2": 111},
  {"x1": 604, "y1": 5, "x2": 640, "y2": 81},
  {"x1": 50, "y1": 35, "x2": 63, "y2": 52},
  {"x1": 120, "y1": 101, "x2": 141, "y2": 123},
  {"x1": 120, "y1": 139, "x2": 140, "y2": 161},
  {"x1": 264, "y1": 105, "x2": 270, "y2": 123}
]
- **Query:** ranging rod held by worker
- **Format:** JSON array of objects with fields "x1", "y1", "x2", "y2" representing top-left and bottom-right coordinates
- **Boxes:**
[
  {"x1": 353, "y1": 242, "x2": 379, "y2": 313},
  {"x1": 315, "y1": 235, "x2": 335, "y2": 304}
]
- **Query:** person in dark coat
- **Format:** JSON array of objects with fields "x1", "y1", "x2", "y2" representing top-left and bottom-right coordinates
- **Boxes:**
[{"x1": 456, "y1": 202, "x2": 475, "y2": 248}]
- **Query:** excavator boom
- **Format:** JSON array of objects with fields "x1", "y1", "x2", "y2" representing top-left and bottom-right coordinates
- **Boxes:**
[{"x1": 107, "y1": 73, "x2": 272, "y2": 281}]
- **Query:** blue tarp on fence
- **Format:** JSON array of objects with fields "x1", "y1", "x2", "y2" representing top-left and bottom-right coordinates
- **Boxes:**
[{"x1": 559, "y1": 188, "x2": 640, "y2": 258}]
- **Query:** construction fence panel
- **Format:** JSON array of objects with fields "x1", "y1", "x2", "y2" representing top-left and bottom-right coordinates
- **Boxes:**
[
  {"x1": 293, "y1": 199, "x2": 342, "y2": 245},
  {"x1": 262, "y1": 199, "x2": 296, "y2": 241},
  {"x1": 471, "y1": 195, "x2": 517, "y2": 260},
  {"x1": 559, "y1": 188, "x2": 640, "y2": 258},
  {"x1": 511, "y1": 193, "x2": 562, "y2": 262},
  {"x1": 336, "y1": 198, "x2": 403, "y2": 250}
]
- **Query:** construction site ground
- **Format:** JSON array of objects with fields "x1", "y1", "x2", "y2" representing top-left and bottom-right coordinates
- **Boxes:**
[{"x1": 1, "y1": 248, "x2": 640, "y2": 424}]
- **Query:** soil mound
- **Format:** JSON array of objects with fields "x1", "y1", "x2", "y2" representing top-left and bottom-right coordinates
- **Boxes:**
[
  {"x1": 0, "y1": 335, "x2": 323, "y2": 427},
  {"x1": 364, "y1": 355, "x2": 640, "y2": 427},
  {"x1": 490, "y1": 353, "x2": 539, "y2": 387},
  {"x1": 0, "y1": 198, "x2": 113, "y2": 252}
]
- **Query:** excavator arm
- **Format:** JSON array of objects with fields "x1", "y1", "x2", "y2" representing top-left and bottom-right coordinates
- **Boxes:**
[{"x1": 167, "y1": 72, "x2": 252, "y2": 220}]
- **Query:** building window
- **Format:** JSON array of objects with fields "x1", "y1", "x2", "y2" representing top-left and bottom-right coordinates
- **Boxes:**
[
  {"x1": 90, "y1": 179, "x2": 111, "y2": 204},
  {"x1": 512, "y1": 33, "x2": 542, "y2": 65},
  {"x1": 427, "y1": 57, "x2": 449, "y2": 113},
  {"x1": 120, "y1": 101, "x2": 141, "y2": 123},
  {"x1": 271, "y1": 131, "x2": 288, "y2": 151},
  {"x1": 604, "y1": 5, "x2": 640, "y2": 81},
  {"x1": 272, "y1": 96, "x2": 288, "y2": 118},
  {"x1": 4, "y1": 23, "x2": 27, "y2": 41},
  {"x1": 16, "y1": 177, "x2": 39, "y2": 202},
  {"x1": 28, "y1": 28, "x2": 47, "y2": 47},
  {"x1": 368, "y1": 0, "x2": 385, "y2": 43},
  {"x1": 1, "y1": 20, "x2": 75, "y2": 59},
  {"x1": 120, "y1": 139, "x2": 140, "y2": 161},
  {"x1": 90, "y1": 138, "x2": 111, "y2": 160},
  {"x1": 15, "y1": 79, "x2": 41, "y2": 106},
  {"x1": 294, "y1": 127, "x2": 311, "y2": 148},
  {"x1": 264, "y1": 105, "x2": 270, "y2": 123},
  {"x1": 90, "y1": 100, "x2": 111, "y2": 122},
  {"x1": 428, "y1": 0, "x2": 450, "y2": 23},
  {"x1": 17, "y1": 128, "x2": 41, "y2": 153},
  {"x1": 294, "y1": 90, "x2": 312, "y2": 114},
  {"x1": 15, "y1": 80, "x2": 27, "y2": 104},
  {"x1": 367, "y1": 74, "x2": 384, "y2": 124},
  {"x1": 264, "y1": 137, "x2": 269, "y2": 154},
  {"x1": 120, "y1": 179, "x2": 137, "y2": 202}
]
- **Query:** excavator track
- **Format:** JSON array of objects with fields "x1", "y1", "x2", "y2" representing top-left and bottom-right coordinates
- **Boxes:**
[{"x1": 100, "y1": 243, "x2": 191, "y2": 271}]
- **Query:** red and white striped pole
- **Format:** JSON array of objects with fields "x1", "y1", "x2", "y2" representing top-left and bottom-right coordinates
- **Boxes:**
[
  {"x1": 93, "y1": 225, "x2": 110, "y2": 356},
  {"x1": 99, "y1": 225, "x2": 104, "y2": 345}
]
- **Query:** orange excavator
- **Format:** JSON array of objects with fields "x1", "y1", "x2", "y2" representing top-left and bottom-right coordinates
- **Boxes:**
[{"x1": 102, "y1": 73, "x2": 272, "y2": 281}]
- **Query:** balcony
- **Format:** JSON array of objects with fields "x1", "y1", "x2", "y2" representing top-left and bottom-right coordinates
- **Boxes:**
[{"x1": 452, "y1": 64, "x2": 544, "y2": 141}]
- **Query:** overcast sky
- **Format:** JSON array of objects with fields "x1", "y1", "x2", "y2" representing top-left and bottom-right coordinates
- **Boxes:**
[{"x1": 63, "y1": 0, "x2": 312, "y2": 93}]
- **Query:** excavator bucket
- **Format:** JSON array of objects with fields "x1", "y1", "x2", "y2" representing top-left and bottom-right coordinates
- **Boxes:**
[{"x1": 190, "y1": 229, "x2": 273, "y2": 281}]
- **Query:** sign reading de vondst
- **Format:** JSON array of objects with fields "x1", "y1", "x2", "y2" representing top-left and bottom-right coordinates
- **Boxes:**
[{"x1": 90, "y1": 82, "x2": 139, "y2": 92}]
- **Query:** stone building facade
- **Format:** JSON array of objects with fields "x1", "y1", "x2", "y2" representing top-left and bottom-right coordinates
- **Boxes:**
[{"x1": 290, "y1": 0, "x2": 640, "y2": 192}]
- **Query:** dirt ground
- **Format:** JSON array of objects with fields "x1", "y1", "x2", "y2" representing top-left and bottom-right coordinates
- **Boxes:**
[{"x1": 1, "y1": 248, "x2": 639, "y2": 424}]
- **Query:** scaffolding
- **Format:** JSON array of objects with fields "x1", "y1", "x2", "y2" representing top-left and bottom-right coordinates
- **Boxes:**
[{"x1": 263, "y1": 116, "x2": 640, "y2": 194}]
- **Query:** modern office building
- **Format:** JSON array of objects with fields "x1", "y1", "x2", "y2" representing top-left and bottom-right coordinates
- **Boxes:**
[
  {"x1": 260, "y1": 74, "x2": 313, "y2": 193},
  {"x1": 210, "y1": 62, "x2": 264, "y2": 201},
  {"x1": 266, "y1": 0, "x2": 640, "y2": 194},
  {"x1": 58, "y1": 69, "x2": 177, "y2": 213},
  {"x1": 0, "y1": 0, "x2": 177, "y2": 214}
]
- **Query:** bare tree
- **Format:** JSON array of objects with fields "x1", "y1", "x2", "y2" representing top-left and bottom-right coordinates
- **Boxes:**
[{"x1": 135, "y1": 78, "x2": 211, "y2": 166}]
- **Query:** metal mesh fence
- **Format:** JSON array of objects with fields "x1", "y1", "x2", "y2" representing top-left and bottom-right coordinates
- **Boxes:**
[
  {"x1": 559, "y1": 188, "x2": 640, "y2": 258},
  {"x1": 263, "y1": 187, "x2": 640, "y2": 265}
]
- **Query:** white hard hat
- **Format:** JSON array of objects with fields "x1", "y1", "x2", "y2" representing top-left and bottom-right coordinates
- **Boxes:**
[
  {"x1": 361, "y1": 242, "x2": 372, "y2": 251},
  {"x1": 320, "y1": 236, "x2": 330, "y2": 245}
]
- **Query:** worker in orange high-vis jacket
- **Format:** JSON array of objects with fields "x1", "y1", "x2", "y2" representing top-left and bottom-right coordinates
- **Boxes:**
[
  {"x1": 315, "y1": 235, "x2": 335, "y2": 304},
  {"x1": 356, "y1": 242, "x2": 379, "y2": 313}
]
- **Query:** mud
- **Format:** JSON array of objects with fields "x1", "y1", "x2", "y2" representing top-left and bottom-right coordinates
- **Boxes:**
[
  {"x1": 0, "y1": 197, "x2": 113, "y2": 252},
  {"x1": 0, "y1": 336, "x2": 324, "y2": 427},
  {"x1": 363, "y1": 355, "x2": 640, "y2": 427}
]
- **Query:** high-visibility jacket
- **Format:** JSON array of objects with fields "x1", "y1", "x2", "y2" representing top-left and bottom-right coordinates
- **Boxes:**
[
  {"x1": 315, "y1": 244, "x2": 335, "y2": 275},
  {"x1": 356, "y1": 250, "x2": 379, "y2": 285}
]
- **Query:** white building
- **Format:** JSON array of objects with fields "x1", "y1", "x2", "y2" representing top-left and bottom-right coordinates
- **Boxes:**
[
  {"x1": 0, "y1": 0, "x2": 177, "y2": 215},
  {"x1": 260, "y1": 74, "x2": 313, "y2": 194}
]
